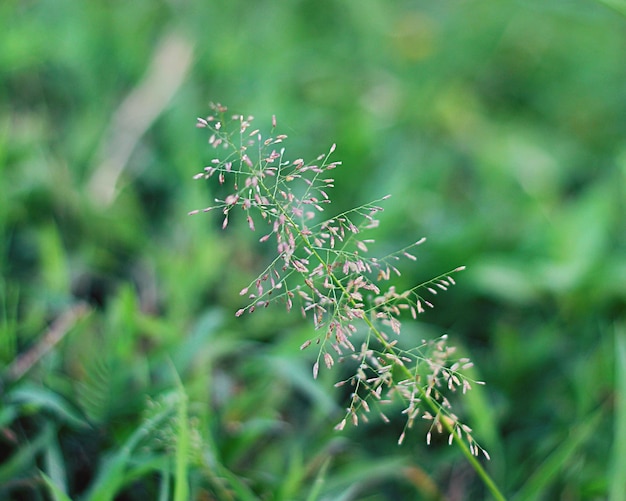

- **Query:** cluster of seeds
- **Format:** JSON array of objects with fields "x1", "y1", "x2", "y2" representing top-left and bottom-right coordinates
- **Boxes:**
[{"x1": 191, "y1": 103, "x2": 488, "y2": 459}]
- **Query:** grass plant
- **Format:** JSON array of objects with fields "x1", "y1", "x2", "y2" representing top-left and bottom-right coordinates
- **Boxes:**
[
  {"x1": 2, "y1": 1, "x2": 625, "y2": 499},
  {"x1": 191, "y1": 103, "x2": 503, "y2": 499}
]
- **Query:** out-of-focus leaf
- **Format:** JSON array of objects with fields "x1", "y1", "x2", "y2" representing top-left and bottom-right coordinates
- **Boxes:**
[
  {"x1": 610, "y1": 324, "x2": 626, "y2": 501},
  {"x1": 41, "y1": 470, "x2": 73, "y2": 501},
  {"x1": 85, "y1": 401, "x2": 175, "y2": 501},
  {"x1": 593, "y1": 0, "x2": 626, "y2": 17},
  {"x1": 43, "y1": 433, "x2": 69, "y2": 499},
  {"x1": 7, "y1": 384, "x2": 89, "y2": 429},
  {"x1": 513, "y1": 408, "x2": 604, "y2": 501},
  {"x1": 0, "y1": 422, "x2": 55, "y2": 484}
]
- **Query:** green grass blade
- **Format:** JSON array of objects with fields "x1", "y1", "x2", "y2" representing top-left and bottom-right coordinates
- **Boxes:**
[
  {"x1": 0, "y1": 423, "x2": 54, "y2": 484},
  {"x1": 7, "y1": 384, "x2": 89, "y2": 429},
  {"x1": 158, "y1": 464, "x2": 172, "y2": 501},
  {"x1": 38, "y1": 223, "x2": 70, "y2": 296},
  {"x1": 610, "y1": 324, "x2": 626, "y2": 501},
  {"x1": 514, "y1": 407, "x2": 604, "y2": 501},
  {"x1": 216, "y1": 465, "x2": 261, "y2": 501},
  {"x1": 274, "y1": 448, "x2": 304, "y2": 501},
  {"x1": 305, "y1": 456, "x2": 331, "y2": 501},
  {"x1": 85, "y1": 404, "x2": 174, "y2": 501},
  {"x1": 0, "y1": 405, "x2": 18, "y2": 428},
  {"x1": 41, "y1": 471, "x2": 74, "y2": 501},
  {"x1": 592, "y1": 0, "x2": 626, "y2": 17},
  {"x1": 171, "y1": 369, "x2": 190, "y2": 501},
  {"x1": 43, "y1": 432, "x2": 69, "y2": 498},
  {"x1": 0, "y1": 280, "x2": 19, "y2": 364}
]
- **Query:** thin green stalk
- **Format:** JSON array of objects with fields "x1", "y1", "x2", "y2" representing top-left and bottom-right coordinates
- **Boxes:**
[
  {"x1": 305, "y1": 456, "x2": 332, "y2": 501},
  {"x1": 513, "y1": 407, "x2": 603, "y2": 501},
  {"x1": 155, "y1": 362, "x2": 193, "y2": 501},
  {"x1": 415, "y1": 381, "x2": 506, "y2": 501},
  {"x1": 610, "y1": 325, "x2": 626, "y2": 501},
  {"x1": 173, "y1": 376, "x2": 190, "y2": 501}
]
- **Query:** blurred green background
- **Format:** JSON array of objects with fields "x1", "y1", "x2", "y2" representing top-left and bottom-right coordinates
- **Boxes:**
[{"x1": 2, "y1": 0, "x2": 625, "y2": 499}]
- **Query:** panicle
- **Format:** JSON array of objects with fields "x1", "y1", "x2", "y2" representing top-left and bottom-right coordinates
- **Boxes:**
[{"x1": 189, "y1": 107, "x2": 482, "y2": 459}]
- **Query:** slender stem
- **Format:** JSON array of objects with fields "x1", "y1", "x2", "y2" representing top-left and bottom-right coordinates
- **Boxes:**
[{"x1": 416, "y1": 382, "x2": 507, "y2": 501}]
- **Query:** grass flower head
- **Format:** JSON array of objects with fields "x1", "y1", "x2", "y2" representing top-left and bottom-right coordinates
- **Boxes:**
[{"x1": 191, "y1": 103, "x2": 487, "y2": 458}]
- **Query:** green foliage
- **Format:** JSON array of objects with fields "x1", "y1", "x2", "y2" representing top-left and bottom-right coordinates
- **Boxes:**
[
  {"x1": 611, "y1": 325, "x2": 626, "y2": 501},
  {"x1": 1, "y1": 0, "x2": 625, "y2": 499}
]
